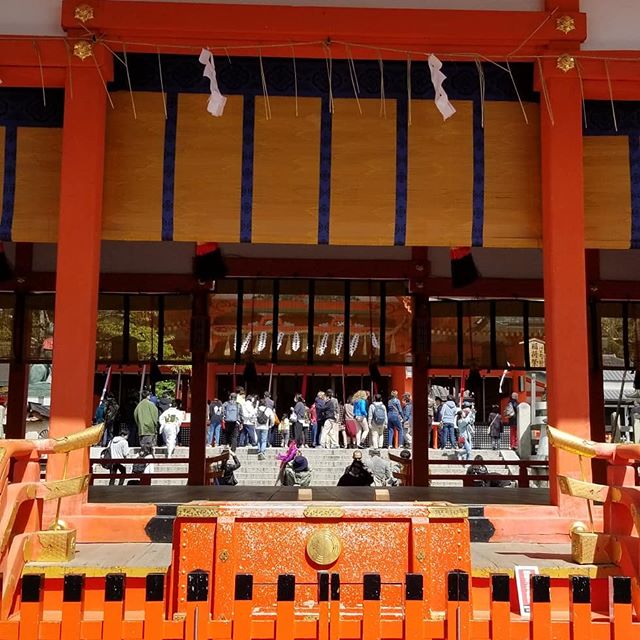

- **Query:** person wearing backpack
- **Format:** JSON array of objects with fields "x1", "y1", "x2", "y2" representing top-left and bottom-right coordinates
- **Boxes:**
[
  {"x1": 208, "y1": 398, "x2": 223, "y2": 446},
  {"x1": 255, "y1": 399, "x2": 275, "y2": 460},
  {"x1": 105, "y1": 427, "x2": 130, "y2": 486},
  {"x1": 222, "y1": 392, "x2": 244, "y2": 452},
  {"x1": 239, "y1": 395, "x2": 258, "y2": 448},
  {"x1": 367, "y1": 394, "x2": 387, "y2": 449},
  {"x1": 488, "y1": 404, "x2": 502, "y2": 450}
]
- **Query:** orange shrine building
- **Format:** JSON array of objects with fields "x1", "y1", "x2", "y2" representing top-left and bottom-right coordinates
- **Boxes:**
[
  {"x1": 2, "y1": 1, "x2": 640, "y2": 636},
  {"x1": 1, "y1": 0, "x2": 638, "y2": 487}
]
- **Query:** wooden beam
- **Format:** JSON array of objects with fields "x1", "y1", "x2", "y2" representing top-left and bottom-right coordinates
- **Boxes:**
[
  {"x1": 0, "y1": 67, "x2": 66, "y2": 89},
  {"x1": 224, "y1": 258, "x2": 414, "y2": 280},
  {"x1": 0, "y1": 40, "x2": 112, "y2": 88},
  {"x1": 60, "y1": 0, "x2": 585, "y2": 58},
  {"x1": 5, "y1": 268, "x2": 640, "y2": 300}
]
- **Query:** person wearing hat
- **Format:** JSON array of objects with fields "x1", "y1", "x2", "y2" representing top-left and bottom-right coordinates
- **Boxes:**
[
  {"x1": 337, "y1": 450, "x2": 373, "y2": 486},
  {"x1": 367, "y1": 448, "x2": 394, "y2": 486},
  {"x1": 283, "y1": 452, "x2": 312, "y2": 487}
]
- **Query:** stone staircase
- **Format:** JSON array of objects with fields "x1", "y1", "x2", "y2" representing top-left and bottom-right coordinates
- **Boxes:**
[{"x1": 90, "y1": 445, "x2": 523, "y2": 487}]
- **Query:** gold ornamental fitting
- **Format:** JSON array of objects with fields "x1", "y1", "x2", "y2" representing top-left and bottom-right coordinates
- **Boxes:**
[
  {"x1": 556, "y1": 16, "x2": 576, "y2": 35},
  {"x1": 74, "y1": 4, "x2": 95, "y2": 23},
  {"x1": 570, "y1": 521, "x2": 588, "y2": 536},
  {"x1": 547, "y1": 425, "x2": 595, "y2": 457},
  {"x1": 306, "y1": 528, "x2": 342, "y2": 566},
  {"x1": 73, "y1": 40, "x2": 94, "y2": 61},
  {"x1": 556, "y1": 54, "x2": 576, "y2": 73},
  {"x1": 52, "y1": 423, "x2": 104, "y2": 453}
]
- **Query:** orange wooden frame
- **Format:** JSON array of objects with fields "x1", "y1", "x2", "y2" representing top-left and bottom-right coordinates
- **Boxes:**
[{"x1": 59, "y1": 0, "x2": 585, "y2": 57}]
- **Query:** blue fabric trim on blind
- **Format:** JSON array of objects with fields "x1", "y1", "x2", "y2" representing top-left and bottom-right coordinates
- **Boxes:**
[
  {"x1": 0, "y1": 126, "x2": 17, "y2": 242},
  {"x1": 394, "y1": 97, "x2": 408, "y2": 246},
  {"x1": 161, "y1": 93, "x2": 178, "y2": 241},
  {"x1": 629, "y1": 135, "x2": 640, "y2": 249},
  {"x1": 240, "y1": 95, "x2": 255, "y2": 243},
  {"x1": 317, "y1": 97, "x2": 332, "y2": 245},
  {"x1": 471, "y1": 100, "x2": 485, "y2": 247}
]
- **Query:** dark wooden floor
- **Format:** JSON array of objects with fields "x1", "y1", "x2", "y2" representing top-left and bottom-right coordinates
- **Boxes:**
[{"x1": 88, "y1": 485, "x2": 552, "y2": 506}]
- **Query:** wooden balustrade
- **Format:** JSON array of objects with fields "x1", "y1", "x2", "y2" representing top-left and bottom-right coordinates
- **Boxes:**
[
  {"x1": 88, "y1": 451, "x2": 230, "y2": 485},
  {"x1": 426, "y1": 459, "x2": 549, "y2": 488}
]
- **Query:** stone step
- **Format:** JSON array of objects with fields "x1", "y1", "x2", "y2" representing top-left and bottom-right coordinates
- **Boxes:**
[{"x1": 89, "y1": 443, "x2": 535, "y2": 487}]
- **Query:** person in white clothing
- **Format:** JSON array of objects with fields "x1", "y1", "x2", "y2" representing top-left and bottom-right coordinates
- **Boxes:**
[
  {"x1": 159, "y1": 402, "x2": 184, "y2": 458},
  {"x1": 240, "y1": 395, "x2": 258, "y2": 447},
  {"x1": 107, "y1": 427, "x2": 130, "y2": 486},
  {"x1": 255, "y1": 399, "x2": 275, "y2": 460}
]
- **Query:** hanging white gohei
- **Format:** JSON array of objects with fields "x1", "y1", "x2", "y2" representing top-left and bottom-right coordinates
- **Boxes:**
[
  {"x1": 317, "y1": 332, "x2": 329, "y2": 356},
  {"x1": 240, "y1": 332, "x2": 252, "y2": 354},
  {"x1": 333, "y1": 332, "x2": 344, "y2": 356},
  {"x1": 277, "y1": 332, "x2": 284, "y2": 351},
  {"x1": 198, "y1": 48, "x2": 227, "y2": 117},
  {"x1": 256, "y1": 331, "x2": 268, "y2": 353},
  {"x1": 371, "y1": 332, "x2": 379, "y2": 350},
  {"x1": 292, "y1": 332, "x2": 301, "y2": 352},
  {"x1": 427, "y1": 54, "x2": 456, "y2": 120},
  {"x1": 349, "y1": 334, "x2": 360, "y2": 356}
]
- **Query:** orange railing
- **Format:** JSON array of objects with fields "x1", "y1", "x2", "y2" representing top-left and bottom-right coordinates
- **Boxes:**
[
  {"x1": 88, "y1": 451, "x2": 230, "y2": 485},
  {"x1": 0, "y1": 424, "x2": 103, "y2": 618},
  {"x1": 8, "y1": 570, "x2": 638, "y2": 638},
  {"x1": 427, "y1": 458, "x2": 549, "y2": 487}
]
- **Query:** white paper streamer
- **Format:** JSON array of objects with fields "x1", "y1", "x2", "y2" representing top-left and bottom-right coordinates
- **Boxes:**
[
  {"x1": 256, "y1": 331, "x2": 268, "y2": 353},
  {"x1": 349, "y1": 334, "x2": 360, "y2": 357},
  {"x1": 427, "y1": 54, "x2": 456, "y2": 120},
  {"x1": 240, "y1": 332, "x2": 252, "y2": 354},
  {"x1": 199, "y1": 48, "x2": 227, "y2": 117}
]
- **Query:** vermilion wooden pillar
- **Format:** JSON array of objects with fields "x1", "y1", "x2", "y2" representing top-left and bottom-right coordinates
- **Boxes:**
[
  {"x1": 188, "y1": 289, "x2": 210, "y2": 485},
  {"x1": 541, "y1": 70, "x2": 591, "y2": 513},
  {"x1": 586, "y1": 250, "x2": 607, "y2": 485},
  {"x1": 6, "y1": 245, "x2": 33, "y2": 439},
  {"x1": 411, "y1": 247, "x2": 430, "y2": 486},
  {"x1": 47, "y1": 64, "x2": 108, "y2": 490},
  {"x1": 411, "y1": 294, "x2": 429, "y2": 486}
]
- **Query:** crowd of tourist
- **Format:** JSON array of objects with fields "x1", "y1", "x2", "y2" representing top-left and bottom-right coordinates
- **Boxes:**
[
  {"x1": 95, "y1": 383, "x2": 517, "y2": 487},
  {"x1": 97, "y1": 388, "x2": 185, "y2": 485},
  {"x1": 207, "y1": 386, "x2": 414, "y2": 456}
]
